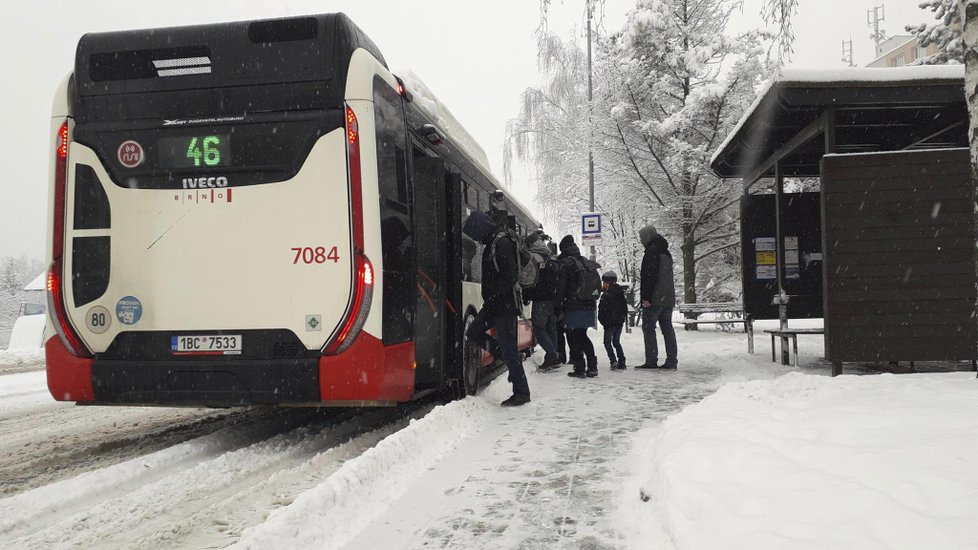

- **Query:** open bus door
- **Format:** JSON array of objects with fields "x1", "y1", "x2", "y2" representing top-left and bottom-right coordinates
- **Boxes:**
[{"x1": 411, "y1": 155, "x2": 448, "y2": 391}]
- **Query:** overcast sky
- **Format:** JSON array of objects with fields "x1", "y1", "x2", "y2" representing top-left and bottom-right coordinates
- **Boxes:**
[{"x1": 0, "y1": 0, "x2": 930, "y2": 261}]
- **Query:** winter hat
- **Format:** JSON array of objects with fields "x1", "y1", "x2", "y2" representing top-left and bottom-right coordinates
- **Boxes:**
[
  {"x1": 602, "y1": 271, "x2": 618, "y2": 282},
  {"x1": 638, "y1": 224, "x2": 658, "y2": 248},
  {"x1": 524, "y1": 231, "x2": 542, "y2": 246},
  {"x1": 462, "y1": 211, "x2": 497, "y2": 243},
  {"x1": 559, "y1": 234, "x2": 575, "y2": 252}
]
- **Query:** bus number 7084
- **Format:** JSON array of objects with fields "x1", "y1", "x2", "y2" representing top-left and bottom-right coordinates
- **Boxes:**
[{"x1": 292, "y1": 246, "x2": 340, "y2": 265}]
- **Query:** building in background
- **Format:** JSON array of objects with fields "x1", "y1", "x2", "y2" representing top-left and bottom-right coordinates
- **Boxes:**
[{"x1": 867, "y1": 35, "x2": 941, "y2": 67}]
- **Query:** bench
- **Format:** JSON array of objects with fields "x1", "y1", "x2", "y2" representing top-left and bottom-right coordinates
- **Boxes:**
[
  {"x1": 677, "y1": 303, "x2": 754, "y2": 353},
  {"x1": 763, "y1": 328, "x2": 824, "y2": 367}
]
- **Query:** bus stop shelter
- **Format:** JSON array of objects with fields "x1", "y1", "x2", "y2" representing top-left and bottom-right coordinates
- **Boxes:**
[{"x1": 710, "y1": 66, "x2": 975, "y2": 375}]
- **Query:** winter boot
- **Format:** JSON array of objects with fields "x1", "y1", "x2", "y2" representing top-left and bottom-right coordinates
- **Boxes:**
[
  {"x1": 585, "y1": 356, "x2": 598, "y2": 377},
  {"x1": 567, "y1": 361, "x2": 587, "y2": 378},
  {"x1": 608, "y1": 359, "x2": 619, "y2": 371},
  {"x1": 540, "y1": 355, "x2": 562, "y2": 371}
]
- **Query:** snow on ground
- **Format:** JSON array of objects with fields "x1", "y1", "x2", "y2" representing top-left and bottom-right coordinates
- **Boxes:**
[
  {"x1": 3, "y1": 324, "x2": 978, "y2": 549},
  {"x1": 631, "y1": 370, "x2": 978, "y2": 550},
  {"x1": 6, "y1": 314, "x2": 44, "y2": 351},
  {"x1": 0, "y1": 347, "x2": 44, "y2": 375}
]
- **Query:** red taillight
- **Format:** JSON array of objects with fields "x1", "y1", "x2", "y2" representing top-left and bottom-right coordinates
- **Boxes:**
[
  {"x1": 323, "y1": 104, "x2": 370, "y2": 355},
  {"x1": 48, "y1": 261, "x2": 89, "y2": 357},
  {"x1": 325, "y1": 253, "x2": 374, "y2": 354},
  {"x1": 345, "y1": 104, "x2": 364, "y2": 251},
  {"x1": 52, "y1": 121, "x2": 69, "y2": 264},
  {"x1": 49, "y1": 120, "x2": 90, "y2": 358},
  {"x1": 57, "y1": 122, "x2": 69, "y2": 159}
]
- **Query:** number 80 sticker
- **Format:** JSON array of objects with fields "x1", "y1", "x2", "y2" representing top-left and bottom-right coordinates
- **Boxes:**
[{"x1": 86, "y1": 305, "x2": 112, "y2": 334}]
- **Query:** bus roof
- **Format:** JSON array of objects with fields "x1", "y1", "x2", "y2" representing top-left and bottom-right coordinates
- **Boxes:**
[
  {"x1": 397, "y1": 71, "x2": 538, "y2": 227},
  {"x1": 72, "y1": 13, "x2": 383, "y2": 121}
]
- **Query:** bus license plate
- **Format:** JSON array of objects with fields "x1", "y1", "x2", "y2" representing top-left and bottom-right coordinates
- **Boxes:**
[{"x1": 171, "y1": 335, "x2": 242, "y2": 355}]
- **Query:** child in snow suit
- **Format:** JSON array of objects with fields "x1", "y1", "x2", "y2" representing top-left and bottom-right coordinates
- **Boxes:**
[{"x1": 598, "y1": 271, "x2": 628, "y2": 370}]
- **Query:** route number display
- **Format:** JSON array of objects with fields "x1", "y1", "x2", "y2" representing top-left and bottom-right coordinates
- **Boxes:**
[{"x1": 158, "y1": 134, "x2": 230, "y2": 168}]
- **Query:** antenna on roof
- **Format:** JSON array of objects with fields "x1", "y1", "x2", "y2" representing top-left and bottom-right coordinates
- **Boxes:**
[
  {"x1": 842, "y1": 38, "x2": 855, "y2": 67},
  {"x1": 867, "y1": 3, "x2": 886, "y2": 56}
]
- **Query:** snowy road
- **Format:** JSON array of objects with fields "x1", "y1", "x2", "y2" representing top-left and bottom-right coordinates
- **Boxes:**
[{"x1": 0, "y1": 328, "x2": 783, "y2": 549}]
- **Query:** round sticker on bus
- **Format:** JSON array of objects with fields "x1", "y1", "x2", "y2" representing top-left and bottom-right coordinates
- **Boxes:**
[
  {"x1": 117, "y1": 140, "x2": 144, "y2": 168},
  {"x1": 86, "y1": 305, "x2": 111, "y2": 334},
  {"x1": 116, "y1": 296, "x2": 143, "y2": 325}
]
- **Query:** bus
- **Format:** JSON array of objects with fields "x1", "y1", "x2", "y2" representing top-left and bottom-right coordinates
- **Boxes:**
[{"x1": 46, "y1": 13, "x2": 541, "y2": 407}]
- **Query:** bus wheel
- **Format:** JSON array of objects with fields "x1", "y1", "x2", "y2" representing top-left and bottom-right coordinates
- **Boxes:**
[{"x1": 461, "y1": 314, "x2": 482, "y2": 396}]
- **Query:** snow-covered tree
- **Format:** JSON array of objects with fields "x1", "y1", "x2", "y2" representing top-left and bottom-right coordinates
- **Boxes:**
[
  {"x1": 511, "y1": 0, "x2": 771, "y2": 304},
  {"x1": 603, "y1": 0, "x2": 770, "y2": 304},
  {"x1": 908, "y1": 0, "x2": 966, "y2": 64},
  {"x1": 761, "y1": 0, "x2": 799, "y2": 62},
  {"x1": 1, "y1": 258, "x2": 20, "y2": 296}
]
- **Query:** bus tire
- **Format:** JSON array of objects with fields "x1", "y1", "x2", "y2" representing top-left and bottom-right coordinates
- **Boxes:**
[{"x1": 460, "y1": 313, "x2": 482, "y2": 397}]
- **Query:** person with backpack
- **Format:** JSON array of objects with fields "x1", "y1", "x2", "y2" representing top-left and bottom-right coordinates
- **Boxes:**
[
  {"x1": 554, "y1": 235, "x2": 601, "y2": 378},
  {"x1": 550, "y1": 241, "x2": 568, "y2": 364},
  {"x1": 636, "y1": 224, "x2": 678, "y2": 369},
  {"x1": 462, "y1": 210, "x2": 531, "y2": 406},
  {"x1": 522, "y1": 232, "x2": 561, "y2": 371},
  {"x1": 598, "y1": 271, "x2": 628, "y2": 370}
]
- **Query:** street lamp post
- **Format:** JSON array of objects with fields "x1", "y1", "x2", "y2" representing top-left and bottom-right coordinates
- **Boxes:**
[{"x1": 586, "y1": 0, "x2": 596, "y2": 260}]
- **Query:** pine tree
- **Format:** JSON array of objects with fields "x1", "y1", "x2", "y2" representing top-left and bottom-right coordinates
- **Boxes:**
[
  {"x1": 908, "y1": 0, "x2": 965, "y2": 65},
  {"x1": 1, "y1": 258, "x2": 21, "y2": 296}
]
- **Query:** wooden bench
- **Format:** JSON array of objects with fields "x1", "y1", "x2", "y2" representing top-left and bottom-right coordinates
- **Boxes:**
[
  {"x1": 764, "y1": 328, "x2": 824, "y2": 367},
  {"x1": 677, "y1": 303, "x2": 754, "y2": 353}
]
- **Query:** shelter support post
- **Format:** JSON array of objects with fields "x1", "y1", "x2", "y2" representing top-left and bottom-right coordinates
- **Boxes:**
[{"x1": 774, "y1": 161, "x2": 789, "y2": 365}]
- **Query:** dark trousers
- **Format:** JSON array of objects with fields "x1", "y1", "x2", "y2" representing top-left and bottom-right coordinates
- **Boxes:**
[
  {"x1": 642, "y1": 306, "x2": 677, "y2": 366},
  {"x1": 566, "y1": 327, "x2": 595, "y2": 368},
  {"x1": 602, "y1": 324, "x2": 625, "y2": 364},
  {"x1": 467, "y1": 308, "x2": 530, "y2": 396},
  {"x1": 555, "y1": 317, "x2": 567, "y2": 361},
  {"x1": 531, "y1": 300, "x2": 558, "y2": 360}
]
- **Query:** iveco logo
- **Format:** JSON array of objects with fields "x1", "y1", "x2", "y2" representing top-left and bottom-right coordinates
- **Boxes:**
[{"x1": 183, "y1": 176, "x2": 228, "y2": 189}]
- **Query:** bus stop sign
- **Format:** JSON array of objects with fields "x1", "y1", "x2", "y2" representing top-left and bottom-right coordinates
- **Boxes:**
[{"x1": 581, "y1": 213, "x2": 602, "y2": 245}]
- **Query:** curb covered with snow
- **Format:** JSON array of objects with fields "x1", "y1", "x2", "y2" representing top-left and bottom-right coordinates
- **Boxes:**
[{"x1": 233, "y1": 396, "x2": 491, "y2": 549}]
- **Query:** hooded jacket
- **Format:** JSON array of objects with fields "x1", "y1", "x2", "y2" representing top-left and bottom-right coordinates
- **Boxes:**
[
  {"x1": 639, "y1": 226, "x2": 676, "y2": 309},
  {"x1": 483, "y1": 230, "x2": 519, "y2": 316}
]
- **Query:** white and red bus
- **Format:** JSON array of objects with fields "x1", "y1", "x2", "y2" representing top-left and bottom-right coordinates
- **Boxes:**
[{"x1": 46, "y1": 13, "x2": 539, "y2": 407}]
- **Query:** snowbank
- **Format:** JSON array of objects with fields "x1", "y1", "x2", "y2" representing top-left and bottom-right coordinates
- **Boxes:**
[
  {"x1": 232, "y1": 397, "x2": 491, "y2": 549},
  {"x1": 7, "y1": 314, "x2": 45, "y2": 350},
  {"x1": 0, "y1": 346, "x2": 45, "y2": 374},
  {"x1": 635, "y1": 371, "x2": 978, "y2": 549}
]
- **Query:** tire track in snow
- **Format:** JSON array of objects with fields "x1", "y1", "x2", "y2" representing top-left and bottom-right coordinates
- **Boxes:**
[{"x1": 0, "y1": 405, "x2": 433, "y2": 549}]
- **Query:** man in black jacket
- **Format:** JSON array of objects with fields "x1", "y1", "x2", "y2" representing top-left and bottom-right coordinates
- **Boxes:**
[
  {"x1": 462, "y1": 210, "x2": 531, "y2": 406},
  {"x1": 636, "y1": 224, "x2": 678, "y2": 369}
]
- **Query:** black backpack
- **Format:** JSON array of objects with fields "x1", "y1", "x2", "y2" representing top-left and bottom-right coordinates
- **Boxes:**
[{"x1": 572, "y1": 257, "x2": 602, "y2": 302}]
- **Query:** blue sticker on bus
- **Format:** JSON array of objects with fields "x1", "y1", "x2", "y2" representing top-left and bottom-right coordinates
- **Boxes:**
[{"x1": 116, "y1": 296, "x2": 143, "y2": 325}]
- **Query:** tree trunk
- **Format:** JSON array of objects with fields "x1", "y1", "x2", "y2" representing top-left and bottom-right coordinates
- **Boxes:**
[
  {"x1": 681, "y1": 230, "x2": 697, "y2": 304},
  {"x1": 963, "y1": 0, "x2": 978, "y2": 376}
]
